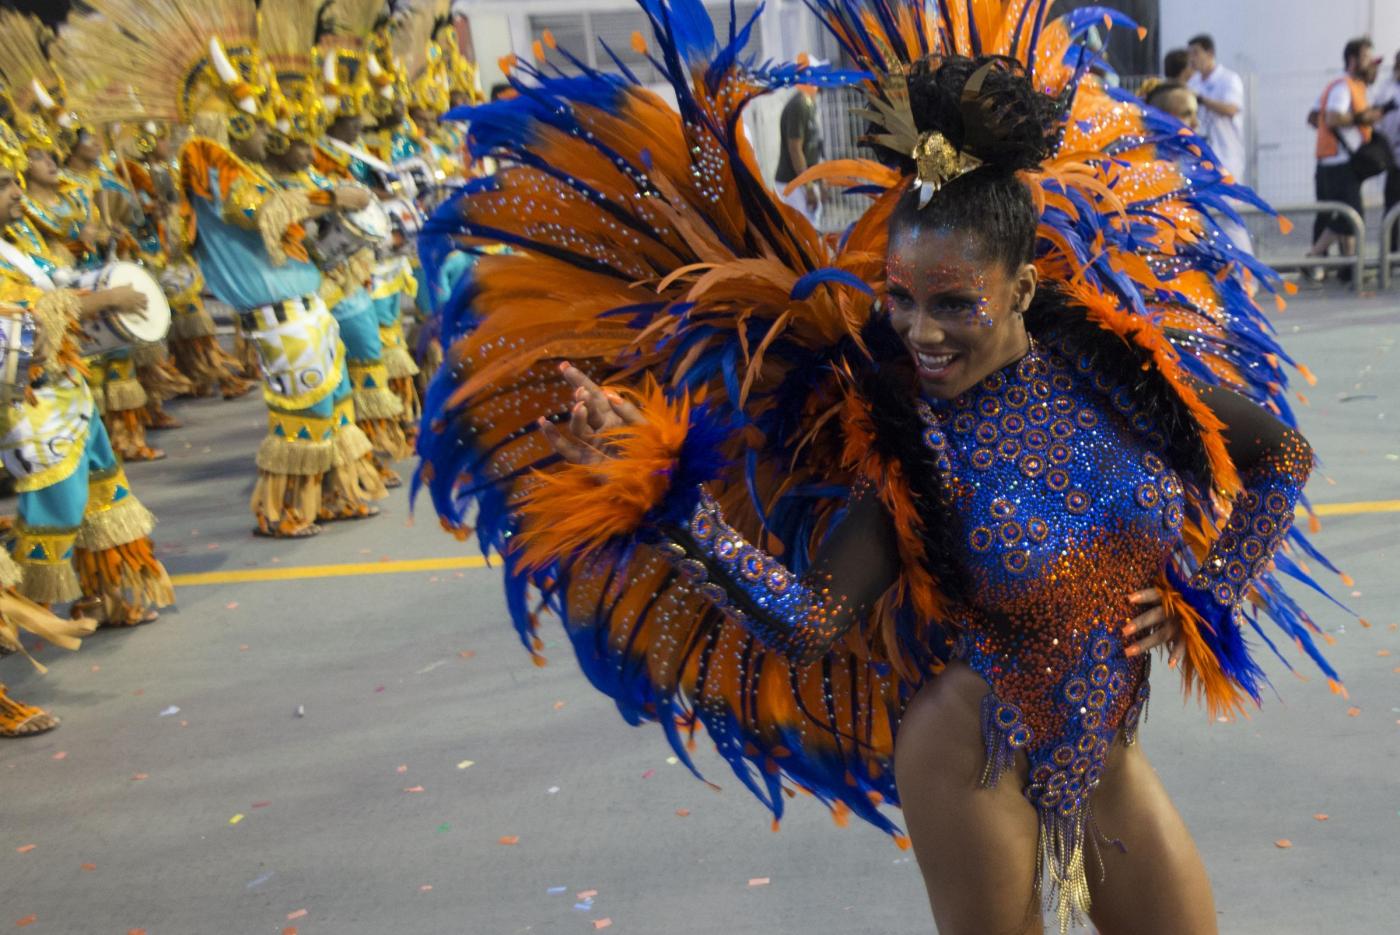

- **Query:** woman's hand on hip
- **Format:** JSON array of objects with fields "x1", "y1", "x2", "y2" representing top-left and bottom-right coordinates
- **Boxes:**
[{"x1": 1124, "y1": 587, "x2": 1186, "y2": 667}]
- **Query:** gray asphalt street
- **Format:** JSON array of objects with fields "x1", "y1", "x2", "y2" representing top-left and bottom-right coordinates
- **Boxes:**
[{"x1": 2, "y1": 286, "x2": 1397, "y2": 934}]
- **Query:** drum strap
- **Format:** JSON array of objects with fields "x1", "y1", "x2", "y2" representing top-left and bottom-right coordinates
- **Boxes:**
[{"x1": 0, "y1": 239, "x2": 55, "y2": 290}]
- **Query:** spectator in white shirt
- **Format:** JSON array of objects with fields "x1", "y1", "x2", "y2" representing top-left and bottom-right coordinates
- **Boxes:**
[
  {"x1": 1374, "y1": 50, "x2": 1400, "y2": 244},
  {"x1": 1186, "y1": 35, "x2": 1246, "y2": 183}
]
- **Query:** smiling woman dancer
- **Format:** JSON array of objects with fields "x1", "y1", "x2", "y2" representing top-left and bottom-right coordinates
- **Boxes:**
[{"x1": 416, "y1": 2, "x2": 1346, "y2": 933}]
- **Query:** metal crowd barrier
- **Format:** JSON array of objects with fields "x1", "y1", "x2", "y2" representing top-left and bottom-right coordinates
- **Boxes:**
[
  {"x1": 1381, "y1": 202, "x2": 1400, "y2": 291},
  {"x1": 1239, "y1": 201, "x2": 1367, "y2": 294}
]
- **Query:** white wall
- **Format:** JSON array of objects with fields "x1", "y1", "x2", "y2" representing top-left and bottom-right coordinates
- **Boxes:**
[{"x1": 1160, "y1": 0, "x2": 1400, "y2": 204}]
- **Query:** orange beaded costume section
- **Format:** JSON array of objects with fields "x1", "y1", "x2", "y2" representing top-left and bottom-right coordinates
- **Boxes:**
[{"x1": 414, "y1": 0, "x2": 1346, "y2": 930}]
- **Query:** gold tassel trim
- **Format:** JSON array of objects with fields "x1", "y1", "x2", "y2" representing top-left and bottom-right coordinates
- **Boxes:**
[
  {"x1": 351, "y1": 382, "x2": 404, "y2": 420},
  {"x1": 103, "y1": 375, "x2": 149, "y2": 412},
  {"x1": 0, "y1": 548, "x2": 22, "y2": 589},
  {"x1": 357, "y1": 417, "x2": 413, "y2": 460},
  {"x1": 169, "y1": 306, "x2": 218, "y2": 340},
  {"x1": 170, "y1": 334, "x2": 251, "y2": 394},
  {"x1": 251, "y1": 469, "x2": 323, "y2": 535},
  {"x1": 130, "y1": 343, "x2": 166, "y2": 368},
  {"x1": 32, "y1": 289, "x2": 84, "y2": 377},
  {"x1": 389, "y1": 375, "x2": 422, "y2": 428},
  {"x1": 75, "y1": 492, "x2": 158, "y2": 553},
  {"x1": 16, "y1": 560, "x2": 82, "y2": 606},
  {"x1": 258, "y1": 188, "x2": 313, "y2": 268},
  {"x1": 75, "y1": 538, "x2": 175, "y2": 625},
  {"x1": 334, "y1": 420, "x2": 374, "y2": 464},
  {"x1": 255, "y1": 433, "x2": 335, "y2": 476},
  {"x1": 380, "y1": 344, "x2": 420, "y2": 379},
  {"x1": 322, "y1": 426, "x2": 389, "y2": 518}
]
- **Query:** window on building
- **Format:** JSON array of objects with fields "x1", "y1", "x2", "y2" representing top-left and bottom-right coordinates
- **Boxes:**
[{"x1": 529, "y1": 3, "x2": 763, "y2": 84}]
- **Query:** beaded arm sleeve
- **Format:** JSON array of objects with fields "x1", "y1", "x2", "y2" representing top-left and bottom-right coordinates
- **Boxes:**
[
  {"x1": 1179, "y1": 383, "x2": 1314, "y2": 609},
  {"x1": 656, "y1": 484, "x2": 901, "y2": 667}
]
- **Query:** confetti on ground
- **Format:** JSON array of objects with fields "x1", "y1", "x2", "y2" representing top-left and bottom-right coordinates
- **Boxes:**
[
  {"x1": 1275, "y1": 839, "x2": 1293, "y2": 849},
  {"x1": 89, "y1": 665, "x2": 99, "y2": 672},
  {"x1": 295, "y1": 705, "x2": 305, "y2": 718},
  {"x1": 51, "y1": 751, "x2": 65, "y2": 761},
  {"x1": 665, "y1": 756, "x2": 679, "y2": 766},
  {"x1": 239, "y1": 645, "x2": 250, "y2": 652},
  {"x1": 403, "y1": 786, "x2": 425, "y2": 793},
  {"x1": 574, "y1": 902, "x2": 593, "y2": 911},
  {"x1": 748, "y1": 877, "x2": 771, "y2": 887},
  {"x1": 397, "y1": 765, "x2": 408, "y2": 774},
  {"x1": 419, "y1": 885, "x2": 433, "y2": 893},
  {"x1": 498, "y1": 836, "x2": 519, "y2": 845},
  {"x1": 456, "y1": 760, "x2": 474, "y2": 770},
  {"x1": 252, "y1": 801, "x2": 271, "y2": 809},
  {"x1": 641, "y1": 769, "x2": 655, "y2": 779},
  {"x1": 16, "y1": 844, "x2": 35, "y2": 854},
  {"x1": 128, "y1": 928, "x2": 147, "y2": 934},
  {"x1": 286, "y1": 909, "x2": 308, "y2": 921},
  {"x1": 246, "y1": 872, "x2": 274, "y2": 889},
  {"x1": 458, "y1": 650, "x2": 475, "y2": 659},
  {"x1": 593, "y1": 920, "x2": 612, "y2": 930},
  {"x1": 15, "y1": 916, "x2": 36, "y2": 928},
  {"x1": 1379, "y1": 650, "x2": 1392, "y2": 657},
  {"x1": 226, "y1": 602, "x2": 239, "y2": 610},
  {"x1": 1347, "y1": 707, "x2": 1361, "y2": 717},
  {"x1": 436, "y1": 823, "x2": 450, "y2": 833},
  {"x1": 159, "y1": 706, "x2": 180, "y2": 717},
  {"x1": 553, "y1": 701, "x2": 566, "y2": 710},
  {"x1": 283, "y1": 928, "x2": 298, "y2": 935},
  {"x1": 547, "y1": 887, "x2": 567, "y2": 895},
  {"x1": 374, "y1": 686, "x2": 386, "y2": 693},
  {"x1": 577, "y1": 890, "x2": 598, "y2": 900},
  {"x1": 675, "y1": 809, "x2": 691, "y2": 817},
  {"x1": 547, "y1": 786, "x2": 560, "y2": 795},
  {"x1": 229, "y1": 814, "x2": 244, "y2": 825},
  {"x1": 81, "y1": 864, "x2": 96, "y2": 872},
  {"x1": 131, "y1": 773, "x2": 148, "y2": 781},
  {"x1": 1314, "y1": 814, "x2": 1329, "y2": 821}
]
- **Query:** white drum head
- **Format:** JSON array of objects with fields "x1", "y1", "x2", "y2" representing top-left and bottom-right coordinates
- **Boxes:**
[
  {"x1": 103, "y1": 262, "x2": 172, "y2": 343},
  {"x1": 344, "y1": 201, "x2": 391, "y2": 243}
]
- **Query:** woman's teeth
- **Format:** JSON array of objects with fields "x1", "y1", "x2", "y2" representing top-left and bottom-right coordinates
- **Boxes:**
[{"x1": 917, "y1": 351, "x2": 956, "y2": 371}]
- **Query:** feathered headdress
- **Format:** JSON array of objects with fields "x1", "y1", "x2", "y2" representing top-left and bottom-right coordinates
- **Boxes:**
[
  {"x1": 57, "y1": 0, "x2": 270, "y2": 141},
  {"x1": 394, "y1": 1, "x2": 450, "y2": 116},
  {"x1": 260, "y1": 0, "x2": 332, "y2": 147},
  {"x1": 0, "y1": 10, "x2": 81, "y2": 152},
  {"x1": 319, "y1": 0, "x2": 388, "y2": 121},
  {"x1": 435, "y1": 19, "x2": 480, "y2": 104}
]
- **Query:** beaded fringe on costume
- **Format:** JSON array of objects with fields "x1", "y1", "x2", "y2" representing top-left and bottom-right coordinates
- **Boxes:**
[
  {"x1": 978, "y1": 676, "x2": 1151, "y2": 935},
  {"x1": 134, "y1": 342, "x2": 196, "y2": 426},
  {"x1": 380, "y1": 323, "x2": 422, "y2": 443},
  {"x1": 252, "y1": 427, "x2": 334, "y2": 536},
  {"x1": 348, "y1": 361, "x2": 412, "y2": 460},
  {"x1": 71, "y1": 467, "x2": 174, "y2": 625}
]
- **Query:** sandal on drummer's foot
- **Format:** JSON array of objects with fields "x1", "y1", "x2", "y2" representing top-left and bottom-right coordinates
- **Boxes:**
[
  {"x1": 70, "y1": 597, "x2": 102, "y2": 621},
  {"x1": 253, "y1": 522, "x2": 322, "y2": 539},
  {"x1": 99, "y1": 607, "x2": 159, "y2": 628},
  {"x1": 221, "y1": 381, "x2": 255, "y2": 400},
  {"x1": 382, "y1": 473, "x2": 403, "y2": 489},
  {"x1": 0, "y1": 687, "x2": 60, "y2": 737},
  {"x1": 148, "y1": 415, "x2": 182, "y2": 430},
  {"x1": 321, "y1": 505, "x2": 381, "y2": 523},
  {"x1": 121, "y1": 446, "x2": 167, "y2": 462}
]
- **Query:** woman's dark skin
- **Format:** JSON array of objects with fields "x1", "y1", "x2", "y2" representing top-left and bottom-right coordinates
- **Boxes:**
[{"x1": 527, "y1": 217, "x2": 1316, "y2": 933}]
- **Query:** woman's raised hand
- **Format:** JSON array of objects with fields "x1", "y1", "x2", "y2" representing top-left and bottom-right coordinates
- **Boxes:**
[{"x1": 537, "y1": 361, "x2": 644, "y2": 466}]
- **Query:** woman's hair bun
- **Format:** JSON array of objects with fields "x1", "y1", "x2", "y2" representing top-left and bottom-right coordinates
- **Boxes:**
[{"x1": 875, "y1": 54, "x2": 1066, "y2": 174}]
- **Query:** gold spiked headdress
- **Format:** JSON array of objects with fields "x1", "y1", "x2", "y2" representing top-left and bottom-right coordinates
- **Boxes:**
[
  {"x1": 319, "y1": 0, "x2": 387, "y2": 121},
  {"x1": 395, "y1": 2, "x2": 451, "y2": 116},
  {"x1": 260, "y1": 0, "x2": 330, "y2": 149},
  {"x1": 57, "y1": 0, "x2": 272, "y2": 143},
  {"x1": 857, "y1": 66, "x2": 983, "y2": 208},
  {"x1": 437, "y1": 22, "x2": 481, "y2": 104},
  {"x1": 0, "y1": 118, "x2": 29, "y2": 177},
  {"x1": 0, "y1": 11, "x2": 83, "y2": 154}
]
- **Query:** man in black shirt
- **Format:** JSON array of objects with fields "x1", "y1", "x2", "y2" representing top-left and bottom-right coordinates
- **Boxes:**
[{"x1": 774, "y1": 76, "x2": 825, "y2": 226}]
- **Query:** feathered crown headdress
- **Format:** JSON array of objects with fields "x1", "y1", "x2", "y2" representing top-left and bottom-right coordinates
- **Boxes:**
[
  {"x1": 260, "y1": 0, "x2": 332, "y2": 148},
  {"x1": 394, "y1": 2, "x2": 450, "y2": 115},
  {"x1": 57, "y1": 0, "x2": 270, "y2": 141},
  {"x1": 0, "y1": 11, "x2": 82, "y2": 153},
  {"x1": 435, "y1": 21, "x2": 480, "y2": 102},
  {"x1": 319, "y1": 0, "x2": 388, "y2": 121}
]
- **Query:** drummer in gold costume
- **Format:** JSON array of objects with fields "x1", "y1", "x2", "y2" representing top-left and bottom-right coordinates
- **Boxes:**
[
  {"x1": 0, "y1": 117, "x2": 173, "y2": 629},
  {"x1": 117, "y1": 122, "x2": 254, "y2": 400},
  {"x1": 60, "y1": 0, "x2": 387, "y2": 537}
]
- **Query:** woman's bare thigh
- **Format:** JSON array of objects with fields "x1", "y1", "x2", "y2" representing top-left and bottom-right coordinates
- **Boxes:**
[
  {"x1": 894, "y1": 662, "x2": 1044, "y2": 935},
  {"x1": 1085, "y1": 739, "x2": 1217, "y2": 935}
]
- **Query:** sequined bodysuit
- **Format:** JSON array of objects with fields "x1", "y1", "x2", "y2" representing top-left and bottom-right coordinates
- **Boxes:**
[{"x1": 660, "y1": 337, "x2": 1310, "y2": 916}]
